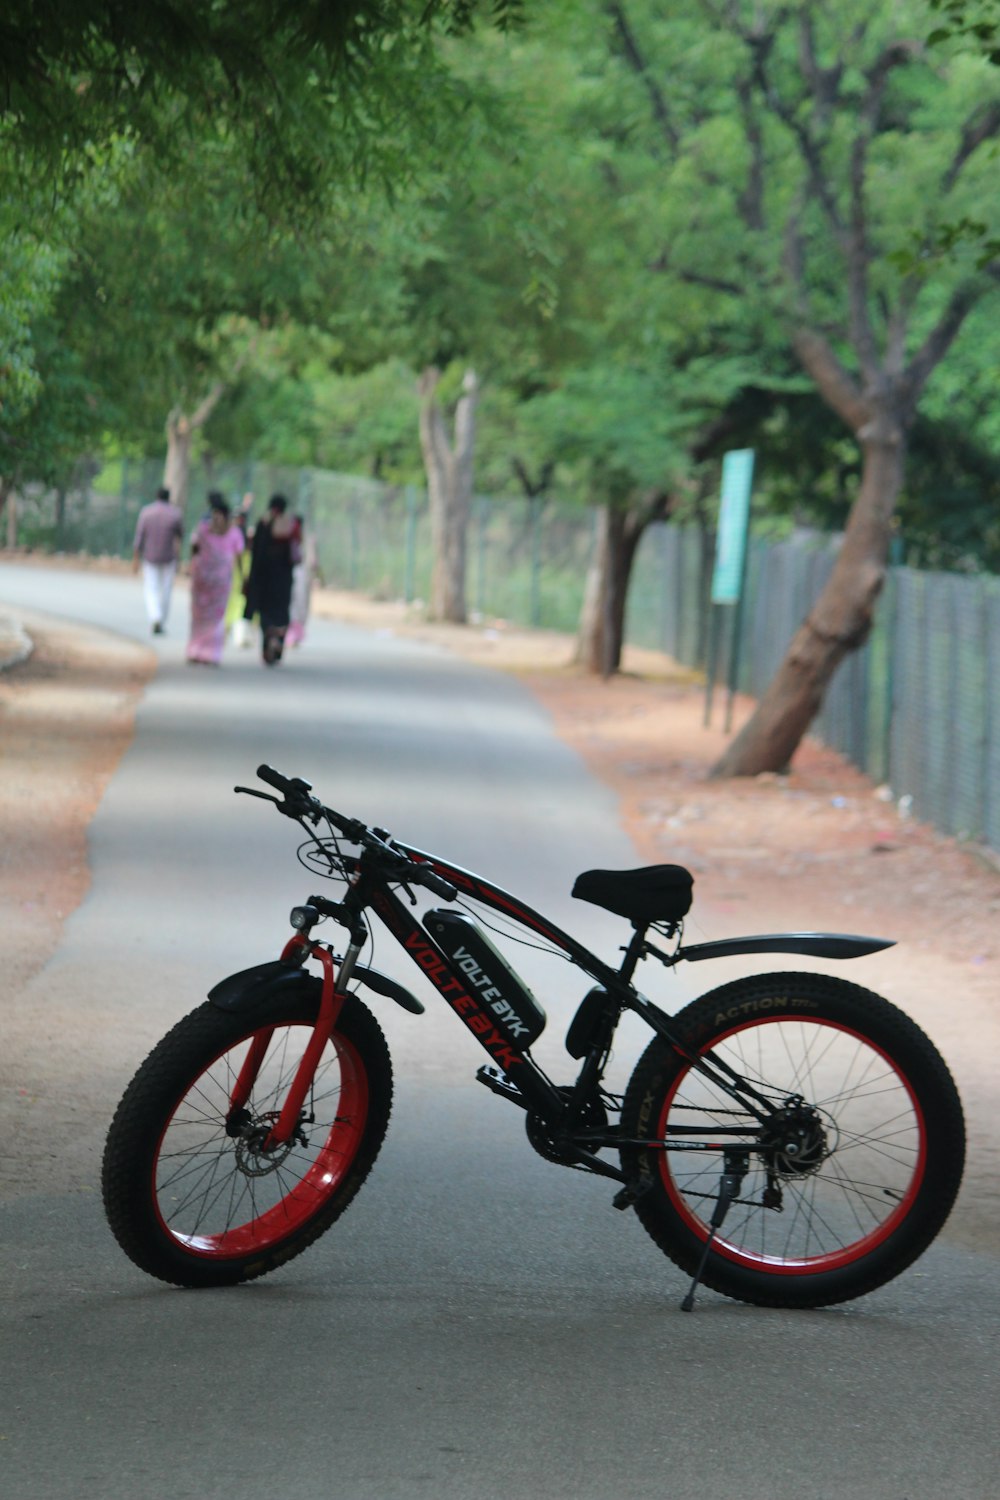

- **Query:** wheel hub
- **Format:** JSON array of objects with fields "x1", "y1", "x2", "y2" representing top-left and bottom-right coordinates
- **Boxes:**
[
  {"x1": 233, "y1": 1117, "x2": 297, "y2": 1178},
  {"x1": 763, "y1": 1099, "x2": 832, "y2": 1178}
]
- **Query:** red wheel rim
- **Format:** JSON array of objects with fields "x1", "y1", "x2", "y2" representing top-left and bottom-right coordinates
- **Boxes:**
[
  {"x1": 151, "y1": 1026, "x2": 369, "y2": 1259},
  {"x1": 656, "y1": 1015, "x2": 927, "y2": 1274}
]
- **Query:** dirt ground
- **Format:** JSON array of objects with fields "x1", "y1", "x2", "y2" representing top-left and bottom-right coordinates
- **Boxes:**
[{"x1": 1, "y1": 554, "x2": 998, "y2": 1238}]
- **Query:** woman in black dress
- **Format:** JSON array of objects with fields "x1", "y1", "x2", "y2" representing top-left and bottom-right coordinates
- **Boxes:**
[{"x1": 243, "y1": 494, "x2": 302, "y2": 665}]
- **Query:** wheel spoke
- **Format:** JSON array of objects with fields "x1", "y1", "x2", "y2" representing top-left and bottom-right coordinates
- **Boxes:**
[
  {"x1": 659, "y1": 1013, "x2": 924, "y2": 1267},
  {"x1": 151, "y1": 1019, "x2": 367, "y2": 1255}
]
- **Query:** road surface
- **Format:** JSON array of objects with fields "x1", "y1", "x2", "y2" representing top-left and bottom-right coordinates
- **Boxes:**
[{"x1": 0, "y1": 563, "x2": 995, "y2": 1500}]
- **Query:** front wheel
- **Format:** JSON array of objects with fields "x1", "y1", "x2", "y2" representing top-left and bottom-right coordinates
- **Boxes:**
[
  {"x1": 102, "y1": 986, "x2": 392, "y2": 1287},
  {"x1": 620, "y1": 973, "x2": 965, "y2": 1308}
]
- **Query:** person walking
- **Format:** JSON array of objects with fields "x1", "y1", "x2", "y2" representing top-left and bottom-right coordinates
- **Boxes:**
[
  {"x1": 226, "y1": 493, "x2": 255, "y2": 648},
  {"x1": 285, "y1": 515, "x2": 319, "y2": 648},
  {"x1": 186, "y1": 493, "x2": 245, "y2": 666},
  {"x1": 242, "y1": 494, "x2": 301, "y2": 665},
  {"x1": 132, "y1": 485, "x2": 184, "y2": 635}
]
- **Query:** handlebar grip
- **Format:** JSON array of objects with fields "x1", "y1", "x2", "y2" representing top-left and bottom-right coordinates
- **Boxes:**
[{"x1": 257, "y1": 764, "x2": 290, "y2": 793}]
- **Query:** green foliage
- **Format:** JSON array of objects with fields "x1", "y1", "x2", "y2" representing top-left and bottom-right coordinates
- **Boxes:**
[
  {"x1": 903, "y1": 415, "x2": 1000, "y2": 568},
  {"x1": 210, "y1": 352, "x2": 423, "y2": 479},
  {"x1": 928, "y1": 0, "x2": 1000, "y2": 63},
  {"x1": 6, "y1": 0, "x2": 1000, "y2": 582},
  {"x1": 0, "y1": 317, "x2": 112, "y2": 490},
  {"x1": 0, "y1": 1, "x2": 524, "y2": 209},
  {"x1": 0, "y1": 231, "x2": 66, "y2": 417}
]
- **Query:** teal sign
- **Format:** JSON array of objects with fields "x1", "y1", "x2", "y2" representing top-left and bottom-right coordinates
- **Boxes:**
[{"x1": 710, "y1": 449, "x2": 755, "y2": 604}]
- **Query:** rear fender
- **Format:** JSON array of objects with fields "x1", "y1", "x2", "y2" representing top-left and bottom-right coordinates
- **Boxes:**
[
  {"x1": 677, "y1": 933, "x2": 895, "y2": 963},
  {"x1": 208, "y1": 959, "x2": 424, "y2": 1015}
]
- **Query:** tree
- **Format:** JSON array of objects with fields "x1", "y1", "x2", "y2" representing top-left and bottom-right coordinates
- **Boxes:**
[
  {"x1": 453, "y1": 11, "x2": 809, "y2": 673},
  {"x1": 0, "y1": 1, "x2": 527, "y2": 529},
  {"x1": 419, "y1": 366, "x2": 479, "y2": 620},
  {"x1": 33, "y1": 122, "x2": 429, "y2": 513},
  {"x1": 0, "y1": 163, "x2": 117, "y2": 532},
  {"x1": 587, "y1": 0, "x2": 1000, "y2": 773},
  {"x1": 375, "y1": 37, "x2": 576, "y2": 622}
]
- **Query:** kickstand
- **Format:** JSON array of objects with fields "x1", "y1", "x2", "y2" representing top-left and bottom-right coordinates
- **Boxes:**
[{"x1": 680, "y1": 1150, "x2": 749, "y2": 1313}]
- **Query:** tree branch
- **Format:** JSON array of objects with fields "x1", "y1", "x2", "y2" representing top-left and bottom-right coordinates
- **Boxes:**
[
  {"x1": 942, "y1": 101, "x2": 1000, "y2": 194},
  {"x1": 743, "y1": 12, "x2": 844, "y2": 237},
  {"x1": 792, "y1": 327, "x2": 870, "y2": 431},
  {"x1": 604, "y1": 0, "x2": 678, "y2": 152},
  {"x1": 734, "y1": 72, "x2": 765, "y2": 230},
  {"x1": 418, "y1": 366, "x2": 452, "y2": 474},
  {"x1": 901, "y1": 278, "x2": 987, "y2": 412},
  {"x1": 798, "y1": 8, "x2": 845, "y2": 125},
  {"x1": 678, "y1": 267, "x2": 746, "y2": 296},
  {"x1": 845, "y1": 43, "x2": 918, "y2": 376},
  {"x1": 511, "y1": 457, "x2": 556, "y2": 498},
  {"x1": 188, "y1": 381, "x2": 227, "y2": 430}
]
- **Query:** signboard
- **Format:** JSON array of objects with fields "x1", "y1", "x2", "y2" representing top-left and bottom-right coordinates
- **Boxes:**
[{"x1": 710, "y1": 448, "x2": 755, "y2": 604}]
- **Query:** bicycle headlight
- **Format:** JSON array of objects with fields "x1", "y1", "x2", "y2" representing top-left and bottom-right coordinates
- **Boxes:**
[{"x1": 289, "y1": 904, "x2": 318, "y2": 932}]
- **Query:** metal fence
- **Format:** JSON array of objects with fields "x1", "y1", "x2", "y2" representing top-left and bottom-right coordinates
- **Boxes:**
[
  {"x1": 10, "y1": 462, "x2": 1000, "y2": 853},
  {"x1": 631, "y1": 525, "x2": 1000, "y2": 850}
]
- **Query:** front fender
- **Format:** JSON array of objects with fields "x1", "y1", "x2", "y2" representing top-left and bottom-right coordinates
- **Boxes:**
[
  {"x1": 208, "y1": 960, "x2": 316, "y2": 1012},
  {"x1": 208, "y1": 959, "x2": 424, "y2": 1015}
]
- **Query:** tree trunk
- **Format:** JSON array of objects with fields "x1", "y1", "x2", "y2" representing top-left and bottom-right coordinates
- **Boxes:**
[
  {"x1": 418, "y1": 367, "x2": 479, "y2": 624},
  {"x1": 711, "y1": 411, "x2": 905, "y2": 777},
  {"x1": 163, "y1": 382, "x2": 226, "y2": 515},
  {"x1": 575, "y1": 502, "x2": 653, "y2": 678}
]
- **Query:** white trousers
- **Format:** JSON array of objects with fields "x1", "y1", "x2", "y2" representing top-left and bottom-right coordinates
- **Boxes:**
[{"x1": 142, "y1": 560, "x2": 178, "y2": 628}]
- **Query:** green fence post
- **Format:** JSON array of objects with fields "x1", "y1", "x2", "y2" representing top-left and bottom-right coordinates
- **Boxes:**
[
  {"x1": 529, "y1": 496, "x2": 542, "y2": 628},
  {"x1": 297, "y1": 467, "x2": 313, "y2": 523},
  {"x1": 404, "y1": 486, "x2": 417, "y2": 603},
  {"x1": 349, "y1": 492, "x2": 359, "y2": 591},
  {"x1": 474, "y1": 495, "x2": 487, "y2": 619},
  {"x1": 119, "y1": 456, "x2": 130, "y2": 557}
]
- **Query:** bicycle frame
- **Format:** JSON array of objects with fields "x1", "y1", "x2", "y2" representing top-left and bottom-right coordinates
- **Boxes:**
[{"x1": 232, "y1": 837, "x2": 790, "y2": 1178}]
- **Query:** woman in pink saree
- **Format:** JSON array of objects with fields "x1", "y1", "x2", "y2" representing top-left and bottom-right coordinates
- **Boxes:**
[{"x1": 186, "y1": 494, "x2": 245, "y2": 666}]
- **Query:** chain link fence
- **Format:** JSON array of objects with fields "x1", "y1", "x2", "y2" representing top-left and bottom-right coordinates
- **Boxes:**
[{"x1": 9, "y1": 462, "x2": 1000, "y2": 853}]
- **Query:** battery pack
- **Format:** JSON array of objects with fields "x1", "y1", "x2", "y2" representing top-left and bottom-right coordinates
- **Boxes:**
[{"x1": 424, "y1": 909, "x2": 547, "y2": 1049}]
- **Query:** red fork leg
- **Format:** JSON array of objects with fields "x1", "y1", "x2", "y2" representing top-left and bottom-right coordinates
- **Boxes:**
[
  {"x1": 228, "y1": 1027, "x2": 275, "y2": 1118},
  {"x1": 227, "y1": 936, "x2": 314, "y2": 1120},
  {"x1": 265, "y1": 946, "x2": 344, "y2": 1148}
]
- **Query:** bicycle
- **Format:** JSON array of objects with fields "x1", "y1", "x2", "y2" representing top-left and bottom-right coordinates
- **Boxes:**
[{"x1": 102, "y1": 765, "x2": 966, "y2": 1310}]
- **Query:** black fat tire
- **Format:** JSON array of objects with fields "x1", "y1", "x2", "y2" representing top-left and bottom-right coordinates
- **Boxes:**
[
  {"x1": 620, "y1": 972, "x2": 965, "y2": 1309},
  {"x1": 102, "y1": 986, "x2": 392, "y2": 1288}
]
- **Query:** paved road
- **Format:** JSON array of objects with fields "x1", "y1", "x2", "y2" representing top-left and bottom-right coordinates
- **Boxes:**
[{"x1": 1, "y1": 564, "x2": 996, "y2": 1500}]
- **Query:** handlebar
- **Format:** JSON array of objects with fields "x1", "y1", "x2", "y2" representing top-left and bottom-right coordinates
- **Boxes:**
[{"x1": 238, "y1": 765, "x2": 458, "y2": 901}]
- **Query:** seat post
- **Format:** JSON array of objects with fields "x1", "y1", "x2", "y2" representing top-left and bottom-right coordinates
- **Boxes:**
[{"x1": 617, "y1": 923, "x2": 649, "y2": 984}]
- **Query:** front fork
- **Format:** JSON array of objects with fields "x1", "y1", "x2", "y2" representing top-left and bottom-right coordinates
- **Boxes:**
[{"x1": 226, "y1": 934, "x2": 362, "y2": 1149}]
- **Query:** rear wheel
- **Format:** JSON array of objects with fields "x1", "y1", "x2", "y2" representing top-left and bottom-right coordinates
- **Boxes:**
[
  {"x1": 620, "y1": 973, "x2": 965, "y2": 1308},
  {"x1": 102, "y1": 986, "x2": 392, "y2": 1287}
]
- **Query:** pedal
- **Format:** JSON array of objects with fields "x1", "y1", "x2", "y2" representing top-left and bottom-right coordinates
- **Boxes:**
[
  {"x1": 612, "y1": 1178, "x2": 652, "y2": 1211},
  {"x1": 475, "y1": 1065, "x2": 528, "y2": 1109}
]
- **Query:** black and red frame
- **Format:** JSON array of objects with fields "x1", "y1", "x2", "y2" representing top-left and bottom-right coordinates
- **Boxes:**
[
  {"x1": 225, "y1": 844, "x2": 824, "y2": 1193},
  {"x1": 218, "y1": 767, "x2": 892, "y2": 1196}
]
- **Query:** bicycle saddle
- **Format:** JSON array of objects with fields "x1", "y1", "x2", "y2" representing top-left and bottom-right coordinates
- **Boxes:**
[{"x1": 572, "y1": 864, "x2": 693, "y2": 925}]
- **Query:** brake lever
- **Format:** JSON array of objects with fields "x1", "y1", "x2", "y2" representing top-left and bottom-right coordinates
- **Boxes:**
[{"x1": 235, "y1": 786, "x2": 320, "y2": 824}]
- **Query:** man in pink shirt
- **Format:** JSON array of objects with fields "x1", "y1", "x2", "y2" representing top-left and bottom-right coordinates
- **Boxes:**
[{"x1": 132, "y1": 486, "x2": 184, "y2": 634}]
